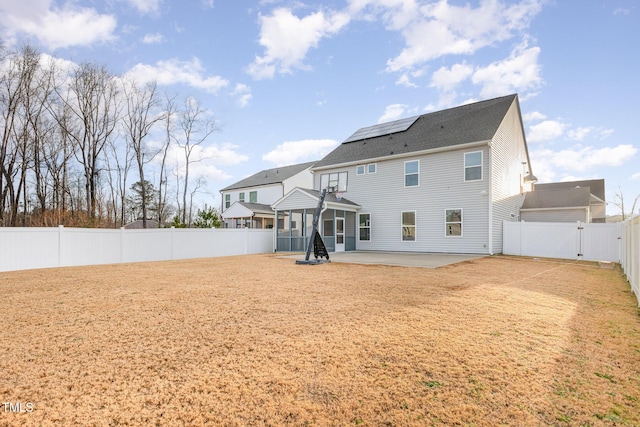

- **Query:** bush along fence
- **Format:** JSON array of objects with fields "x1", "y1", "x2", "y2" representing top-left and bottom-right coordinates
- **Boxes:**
[
  {"x1": 0, "y1": 226, "x2": 274, "y2": 272},
  {"x1": 620, "y1": 215, "x2": 640, "y2": 307}
]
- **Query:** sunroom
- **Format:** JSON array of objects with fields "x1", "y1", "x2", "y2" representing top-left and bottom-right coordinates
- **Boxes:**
[{"x1": 271, "y1": 188, "x2": 360, "y2": 252}]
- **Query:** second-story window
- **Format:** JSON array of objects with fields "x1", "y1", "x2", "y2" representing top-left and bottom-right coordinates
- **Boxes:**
[
  {"x1": 239, "y1": 192, "x2": 245, "y2": 202},
  {"x1": 250, "y1": 191, "x2": 257, "y2": 203},
  {"x1": 464, "y1": 151, "x2": 483, "y2": 181},
  {"x1": 225, "y1": 194, "x2": 230, "y2": 209},
  {"x1": 405, "y1": 160, "x2": 419, "y2": 187}
]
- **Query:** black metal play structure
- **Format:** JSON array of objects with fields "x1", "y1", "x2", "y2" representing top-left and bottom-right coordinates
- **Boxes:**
[{"x1": 295, "y1": 188, "x2": 331, "y2": 265}]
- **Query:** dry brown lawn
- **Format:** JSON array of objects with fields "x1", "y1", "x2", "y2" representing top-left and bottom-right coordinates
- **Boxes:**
[{"x1": 1, "y1": 254, "x2": 639, "y2": 426}]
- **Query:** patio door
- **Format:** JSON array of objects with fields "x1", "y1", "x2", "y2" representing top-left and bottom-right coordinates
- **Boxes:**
[{"x1": 335, "y1": 217, "x2": 345, "y2": 252}]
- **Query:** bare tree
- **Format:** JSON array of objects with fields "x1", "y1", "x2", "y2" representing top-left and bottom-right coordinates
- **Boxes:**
[
  {"x1": 54, "y1": 62, "x2": 121, "y2": 225},
  {"x1": 612, "y1": 187, "x2": 640, "y2": 221},
  {"x1": 156, "y1": 94, "x2": 177, "y2": 226},
  {"x1": 121, "y1": 78, "x2": 165, "y2": 228},
  {"x1": 173, "y1": 96, "x2": 218, "y2": 225}
]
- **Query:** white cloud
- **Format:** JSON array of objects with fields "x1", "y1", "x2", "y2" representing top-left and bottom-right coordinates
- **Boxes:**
[
  {"x1": 523, "y1": 111, "x2": 546, "y2": 122},
  {"x1": 429, "y1": 62, "x2": 474, "y2": 91},
  {"x1": 378, "y1": 103, "x2": 409, "y2": 123},
  {"x1": 383, "y1": 0, "x2": 543, "y2": 72},
  {"x1": 527, "y1": 120, "x2": 566, "y2": 143},
  {"x1": 142, "y1": 32, "x2": 164, "y2": 44},
  {"x1": 471, "y1": 40, "x2": 542, "y2": 98},
  {"x1": 232, "y1": 83, "x2": 252, "y2": 108},
  {"x1": 126, "y1": 58, "x2": 229, "y2": 94},
  {"x1": 631, "y1": 172, "x2": 640, "y2": 180},
  {"x1": 531, "y1": 144, "x2": 638, "y2": 180},
  {"x1": 396, "y1": 73, "x2": 418, "y2": 88},
  {"x1": 262, "y1": 139, "x2": 339, "y2": 166},
  {"x1": 613, "y1": 7, "x2": 630, "y2": 16},
  {"x1": 125, "y1": 0, "x2": 162, "y2": 15},
  {"x1": 0, "y1": 0, "x2": 117, "y2": 49},
  {"x1": 246, "y1": 7, "x2": 350, "y2": 79},
  {"x1": 567, "y1": 126, "x2": 614, "y2": 141},
  {"x1": 165, "y1": 142, "x2": 249, "y2": 183}
]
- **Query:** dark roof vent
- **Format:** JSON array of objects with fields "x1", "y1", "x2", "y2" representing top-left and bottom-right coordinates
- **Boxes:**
[
  {"x1": 390, "y1": 151, "x2": 394, "y2": 155},
  {"x1": 404, "y1": 143, "x2": 408, "y2": 147}
]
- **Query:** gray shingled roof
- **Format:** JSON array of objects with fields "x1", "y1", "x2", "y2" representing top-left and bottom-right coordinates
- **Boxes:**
[
  {"x1": 522, "y1": 187, "x2": 592, "y2": 210},
  {"x1": 221, "y1": 161, "x2": 316, "y2": 191},
  {"x1": 534, "y1": 179, "x2": 605, "y2": 202},
  {"x1": 238, "y1": 202, "x2": 274, "y2": 215},
  {"x1": 313, "y1": 94, "x2": 518, "y2": 169}
]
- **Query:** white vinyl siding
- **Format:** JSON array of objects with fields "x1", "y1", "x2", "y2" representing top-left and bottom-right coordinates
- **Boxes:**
[
  {"x1": 490, "y1": 99, "x2": 528, "y2": 254},
  {"x1": 317, "y1": 147, "x2": 490, "y2": 254}
]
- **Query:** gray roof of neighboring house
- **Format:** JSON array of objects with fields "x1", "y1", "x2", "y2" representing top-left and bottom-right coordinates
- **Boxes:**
[
  {"x1": 238, "y1": 202, "x2": 274, "y2": 215},
  {"x1": 522, "y1": 187, "x2": 594, "y2": 210},
  {"x1": 221, "y1": 161, "x2": 316, "y2": 191},
  {"x1": 313, "y1": 94, "x2": 519, "y2": 169},
  {"x1": 534, "y1": 179, "x2": 605, "y2": 202}
]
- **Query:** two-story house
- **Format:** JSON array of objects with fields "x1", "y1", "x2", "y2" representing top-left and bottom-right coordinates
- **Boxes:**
[
  {"x1": 272, "y1": 94, "x2": 536, "y2": 254},
  {"x1": 219, "y1": 161, "x2": 315, "y2": 228}
]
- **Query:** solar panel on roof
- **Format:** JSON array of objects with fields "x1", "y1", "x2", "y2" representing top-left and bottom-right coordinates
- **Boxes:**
[{"x1": 343, "y1": 115, "x2": 419, "y2": 143}]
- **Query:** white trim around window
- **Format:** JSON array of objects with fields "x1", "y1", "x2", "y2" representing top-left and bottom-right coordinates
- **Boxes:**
[
  {"x1": 401, "y1": 210, "x2": 416, "y2": 242},
  {"x1": 356, "y1": 165, "x2": 365, "y2": 175},
  {"x1": 367, "y1": 163, "x2": 377, "y2": 174},
  {"x1": 445, "y1": 208, "x2": 463, "y2": 237},
  {"x1": 404, "y1": 160, "x2": 419, "y2": 187},
  {"x1": 464, "y1": 151, "x2": 483, "y2": 181}
]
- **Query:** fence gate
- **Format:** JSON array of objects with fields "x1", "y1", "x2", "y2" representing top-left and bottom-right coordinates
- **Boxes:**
[{"x1": 503, "y1": 221, "x2": 620, "y2": 262}]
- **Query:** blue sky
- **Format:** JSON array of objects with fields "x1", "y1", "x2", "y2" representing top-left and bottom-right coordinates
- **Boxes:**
[{"x1": 0, "y1": 0, "x2": 638, "y2": 214}]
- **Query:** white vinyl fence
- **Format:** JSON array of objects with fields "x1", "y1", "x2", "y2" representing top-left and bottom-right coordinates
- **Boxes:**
[
  {"x1": 620, "y1": 215, "x2": 639, "y2": 307},
  {"x1": 503, "y1": 221, "x2": 620, "y2": 262},
  {"x1": 0, "y1": 226, "x2": 274, "y2": 272},
  {"x1": 504, "y1": 218, "x2": 640, "y2": 307}
]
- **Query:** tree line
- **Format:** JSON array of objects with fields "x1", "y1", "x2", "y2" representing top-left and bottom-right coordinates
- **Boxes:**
[{"x1": 1, "y1": 43, "x2": 222, "y2": 228}]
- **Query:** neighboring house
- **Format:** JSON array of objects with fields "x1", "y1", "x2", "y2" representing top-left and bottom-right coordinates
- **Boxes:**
[
  {"x1": 272, "y1": 94, "x2": 536, "y2": 255},
  {"x1": 521, "y1": 179, "x2": 606, "y2": 223},
  {"x1": 219, "y1": 161, "x2": 315, "y2": 228}
]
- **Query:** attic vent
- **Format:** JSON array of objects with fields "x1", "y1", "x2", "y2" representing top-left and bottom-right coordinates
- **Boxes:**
[
  {"x1": 440, "y1": 125, "x2": 444, "y2": 129},
  {"x1": 390, "y1": 151, "x2": 394, "y2": 155},
  {"x1": 404, "y1": 143, "x2": 408, "y2": 147}
]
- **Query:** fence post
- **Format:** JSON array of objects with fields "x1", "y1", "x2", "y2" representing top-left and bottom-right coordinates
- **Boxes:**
[{"x1": 58, "y1": 225, "x2": 64, "y2": 267}]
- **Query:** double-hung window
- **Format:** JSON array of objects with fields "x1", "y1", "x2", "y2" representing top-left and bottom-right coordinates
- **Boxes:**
[
  {"x1": 405, "y1": 160, "x2": 419, "y2": 187},
  {"x1": 401, "y1": 211, "x2": 416, "y2": 241},
  {"x1": 239, "y1": 192, "x2": 245, "y2": 202},
  {"x1": 249, "y1": 191, "x2": 257, "y2": 203},
  {"x1": 445, "y1": 209, "x2": 462, "y2": 236},
  {"x1": 225, "y1": 194, "x2": 230, "y2": 209},
  {"x1": 464, "y1": 151, "x2": 482, "y2": 181},
  {"x1": 359, "y1": 213, "x2": 371, "y2": 241}
]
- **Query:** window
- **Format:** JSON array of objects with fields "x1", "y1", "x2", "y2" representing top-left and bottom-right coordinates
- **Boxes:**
[
  {"x1": 239, "y1": 192, "x2": 245, "y2": 202},
  {"x1": 368, "y1": 163, "x2": 377, "y2": 174},
  {"x1": 359, "y1": 213, "x2": 371, "y2": 241},
  {"x1": 464, "y1": 151, "x2": 482, "y2": 181},
  {"x1": 320, "y1": 172, "x2": 348, "y2": 192},
  {"x1": 356, "y1": 165, "x2": 365, "y2": 175},
  {"x1": 249, "y1": 191, "x2": 257, "y2": 203},
  {"x1": 445, "y1": 209, "x2": 462, "y2": 236},
  {"x1": 405, "y1": 160, "x2": 419, "y2": 187},
  {"x1": 225, "y1": 194, "x2": 230, "y2": 209},
  {"x1": 401, "y1": 211, "x2": 416, "y2": 241}
]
